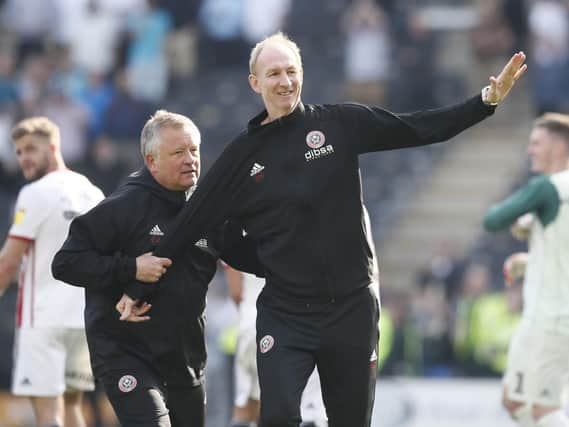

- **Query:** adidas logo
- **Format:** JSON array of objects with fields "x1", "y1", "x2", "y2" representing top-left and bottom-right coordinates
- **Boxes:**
[
  {"x1": 150, "y1": 225, "x2": 164, "y2": 236},
  {"x1": 195, "y1": 238, "x2": 208, "y2": 248},
  {"x1": 21, "y1": 377, "x2": 31, "y2": 386},
  {"x1": 249, "y1": 162, "x2": 265, "y2": 176}
]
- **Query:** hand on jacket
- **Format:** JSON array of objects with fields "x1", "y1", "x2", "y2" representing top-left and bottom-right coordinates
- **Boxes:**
[
  {"x1": 116, "y1": 293, "x2": 152, "y2": 322},
  {"x1": 135, "y1": 252, "x2": 172, "y2": 282}
]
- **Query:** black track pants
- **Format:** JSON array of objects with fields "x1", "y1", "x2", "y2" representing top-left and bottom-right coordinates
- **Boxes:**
[
  {"x1": 101, "y1": 366, "x2": 205, "y2": 427},
  {"x1": 256, "y1": 285, "x2": 380, "y2": 427}
]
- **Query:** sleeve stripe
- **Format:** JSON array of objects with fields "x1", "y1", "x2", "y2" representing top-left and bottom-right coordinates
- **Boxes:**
[{"x1": 8, "y1": 235, "x2": 35, "y2": 243}]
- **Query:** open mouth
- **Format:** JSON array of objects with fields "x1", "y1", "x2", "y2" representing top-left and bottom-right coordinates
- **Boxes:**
[{"x1": 278, "y1": 89, "x2": 294, "y2": 97}]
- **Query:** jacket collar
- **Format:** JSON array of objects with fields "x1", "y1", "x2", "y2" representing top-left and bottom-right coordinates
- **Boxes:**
[
  {"x1": 247, "y1": 102, "x2": 306, "y2": 133},
  {"x1": 125, "y1": 167, "x2": 187, "y2": 208}
]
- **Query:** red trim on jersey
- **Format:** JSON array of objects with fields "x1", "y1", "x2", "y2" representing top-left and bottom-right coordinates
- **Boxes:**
[
  {"x1": 16, "y1": 259, "x2": 26, "y2": 328},
  {"x1": 8, "y1": 235, "x2": 34, "y2": 243},
  {"x1": 15, "y1": 242, "x2": 36, "y2": 328},
  {"x1": 30, "y1": 243, "x2": 35, "y2": 327}
]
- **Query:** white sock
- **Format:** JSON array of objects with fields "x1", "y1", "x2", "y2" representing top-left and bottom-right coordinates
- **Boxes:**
[
  {"x1": 536, "y1": 410, "x2": 569, "y2": 427},
  {"x1": 514, "y1": 405, "x2": 536, "y2": 427}
]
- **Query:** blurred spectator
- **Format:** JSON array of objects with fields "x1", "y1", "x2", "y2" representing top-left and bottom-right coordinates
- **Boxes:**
[
  {"x1": 455, "y1": 284, "x2": 522, "y2": 377},
  {"x1": 124, "y1": 0, "x2": 173, "y2": 102},
  {"x1": 528, "y1": 0, "x2": 569, "y2": 115},
  {"x1": 501, "y1": 0, "x2": 529, "y2": 53},
  {"x1": 49, "y1": 45, "x2": 87, "y2": 101},
  {"x1": 79, "y1": 72, "x2": 115, "y2": 141},
  {"x1": 161, "y1": 0, "x2": 200, "y2": 29},
  {"x1": 16, "y1": 54, "x2": 52, "y2": 116},
  {"x1": 0, "y1": 150, "x2": 22, "y2": 194},
  {"x1": 198, "y1": 0, "x2": 248, "y2": 69},
  {"x1": 241, "y1": 0, "x2": 291, "y2": 44},
  {"x1": 379, "y1": 289, "x2": 422, "y2": 376},
  {"x1": 411, "y1": 282, "x2": 454, "y2": 377},
  {"x1": 390, "y1": 5, "x2": 436, "y2": 110},
  {"x1": 162, "y1": 0, "x2": 201, "y2": 83},
  {"x1": 75, "y1": 136, "x2": 128, "y2": 195},
  {"x1": 452, "y1": 262, "x2": 493, "y2": 374},
  {"x1": 470, "y1": 0, "x2": 514, "y2": 62},
  {"x1": 38, "y1": 82, "x2": 90, "y2": 166},
  {"x1": 417, "y1": 239, "x2": 464, "y2": 300},
  {"x1": 342, "y1": 0, "x2": 390, "y2": 105},
  {"x1": 0, "y1": 51, "x2": 19, "y2": 114},
  {"x1": 69, "y1": 0, "x2": 122, "y2": 77},
  {"x1": 98, "y1": 0, "x2": 143, "y2": 15},
  {"x1": 1, "y1": 0, "x2": 59, "y2": 64},
  {"x1": 53, "y1": 0, "x2": 89, "y2": 46},
  {"x1": 0, "y1": 112, "x2": 15, "y2": 176},
  {"x1": 101, "y1": 69, "x2": 154, "y2": 167}
]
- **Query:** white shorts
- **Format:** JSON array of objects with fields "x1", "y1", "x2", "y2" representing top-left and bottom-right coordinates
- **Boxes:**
[
  {"x1": 503, "y1": 322, "x2": 569, "y2": 407},
  {"x1": 234, "y1": 327, "x2": 260, "y2": 407},
  {"x1": 12, "y1": 327, "x2": 94, "y2": 397}
]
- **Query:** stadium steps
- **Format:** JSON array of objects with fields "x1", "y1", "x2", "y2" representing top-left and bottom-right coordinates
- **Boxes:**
[{"x1": 375, "y1": 93, "x2": 532, "y2": 291}]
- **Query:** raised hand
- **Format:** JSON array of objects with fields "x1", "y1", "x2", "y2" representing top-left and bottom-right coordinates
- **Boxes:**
[{"x1": 485, "y1": 51, "x2": 527, "y2": 105}]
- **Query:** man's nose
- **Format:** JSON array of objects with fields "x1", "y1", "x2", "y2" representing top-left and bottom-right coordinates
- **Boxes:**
[
  {"x1": 278, "y1": 72, "x2": 291, "y2": 86},
  {"x1": 185, "y1": 150, "x2": 199, "y2": 164}
]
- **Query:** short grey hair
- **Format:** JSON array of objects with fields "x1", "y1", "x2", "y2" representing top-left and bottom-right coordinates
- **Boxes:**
[
  {"x1": 140, "y1": 110, "x2": 201, "y2": 159},
  {"x1": 249, "y1": 32, "x2": 302, "y2": 75}
]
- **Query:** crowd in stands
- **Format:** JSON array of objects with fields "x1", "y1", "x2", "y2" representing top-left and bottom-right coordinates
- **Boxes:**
[{"x1": 1, "y1": 0, "x2": 569, "y2": 424}]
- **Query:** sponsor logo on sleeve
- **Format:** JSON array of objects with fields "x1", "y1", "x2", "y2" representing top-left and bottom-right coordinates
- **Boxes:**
[{"x1": 13, "y1": 209, "x2": 25, "y2": 225}]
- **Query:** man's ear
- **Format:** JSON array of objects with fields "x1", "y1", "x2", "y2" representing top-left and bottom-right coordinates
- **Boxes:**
[
  {"x1": 145, "y1": 154, "x2": 157, "y2": 172},
  {"x1": 249, "y1": 74, "x2": 261, "y2": 94}
]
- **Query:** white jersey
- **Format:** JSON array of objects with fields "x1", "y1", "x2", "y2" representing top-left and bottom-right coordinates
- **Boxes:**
[
  {"x1": 9, "y1": 169, "x2": 104, "y2": 329},
  {"x1": 522, "y1": 169, "x2": 569, "y2": 334}
]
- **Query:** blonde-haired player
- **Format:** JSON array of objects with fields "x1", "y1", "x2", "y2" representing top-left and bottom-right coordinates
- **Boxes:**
[{"x1": 0, "y1": 117, "x2": 104, "y2": 426}]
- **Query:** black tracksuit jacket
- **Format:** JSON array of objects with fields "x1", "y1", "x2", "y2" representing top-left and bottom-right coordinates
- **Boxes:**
[
  {"x1": 127, "y1": 95, "x2": 495, "y2": 304},
  {"x1": 52, "y1": 168, "x2": 262, "y2": 386}
]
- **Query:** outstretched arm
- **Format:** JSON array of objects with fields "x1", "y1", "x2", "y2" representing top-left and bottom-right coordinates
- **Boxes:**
[{"x1": 349, "y1": 52, "x2": 528, "y2": 154}]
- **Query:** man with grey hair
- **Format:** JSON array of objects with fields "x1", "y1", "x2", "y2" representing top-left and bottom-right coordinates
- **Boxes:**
[{"x1": 52, "y1": 110, "x2": 263, "y2": 427}]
